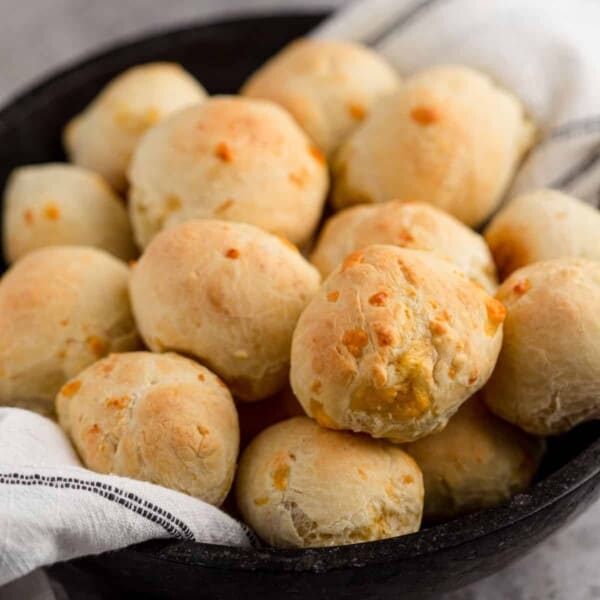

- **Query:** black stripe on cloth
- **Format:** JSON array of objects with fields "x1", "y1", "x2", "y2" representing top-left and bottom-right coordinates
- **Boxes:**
[
  {"x1": 546, "y1": 116, "x2": 600, "y2": 142},
  {"x1": 0, "y1": 472, "x2": 195, "y2": 541},
  {"x1": 241, "y1": 524, "x2": 261, "y2": 548},
  {"x1": 365, "y1": 0, "x2": 450, "y2": 46},
  {"x1": 549, "y1": 142, "x2": 600, "y2": 189}
]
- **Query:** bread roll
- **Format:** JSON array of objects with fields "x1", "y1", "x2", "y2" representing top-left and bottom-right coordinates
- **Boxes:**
[
  {"x1": 242, "y1": 38, "x2": 400, "y2": 157},
  {"x1": 332, "y1": 65, "x2": 534, "y2": 227},
  {"x1": 236, "y1": 417, "x2": 423, "y2": 547},
  {"x1": 404, "y1": 397, "x2": 545, "y2": 521},
  {"x1": 484, "y1": 189, "x2": 600, "y2": 279},
  {"x1": 128, "y1": 96, "x2": 328, "y2": 249},
  {"x1": 0, "y1": 247, "x2": 140, "y2": 415},
  {"x1": 3, "y1": 163, "x2": 136, "y2": 263},
  {"x1": 311, "y1": 200, "x2": 497, "y2": 292},
  {"x1": 130, "y1": 220, "x2": 321, "y2": 402},
  {"x1": 483, "y1": 258, "x2": 600, "y2": 435},
  {"x1": 64, "y1": 62, "x2": 207, "y2": 191},
  {"x1": 291, "y1": 246, "x2": 505, "y2": 443},
  {"x1": 56, "y1": 352, "x2": 239, "y2": 505}
]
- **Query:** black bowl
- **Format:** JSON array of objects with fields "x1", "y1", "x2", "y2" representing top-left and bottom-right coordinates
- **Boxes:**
[{"x1": 1, "y1": 12, "x2": 599, "y2": 600}]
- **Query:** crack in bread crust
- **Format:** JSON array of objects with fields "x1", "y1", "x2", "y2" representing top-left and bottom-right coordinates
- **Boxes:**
[{"x1": 291, "y1": 246, "x2": 503, "y2": 443}]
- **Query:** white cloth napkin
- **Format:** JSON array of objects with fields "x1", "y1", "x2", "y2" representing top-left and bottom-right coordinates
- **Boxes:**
[
  {"x1": 3, "y1": 0, "x2": 600, "y2": 595},
  {"x1": 0, "y1": 409, "x2": 254, "y2": 587},
  {"x1": 314, "y1": 0, "x2": 600, "y2": 208}
]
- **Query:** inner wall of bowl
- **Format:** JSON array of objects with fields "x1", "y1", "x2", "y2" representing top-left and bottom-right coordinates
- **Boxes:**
[{"x1": 0, "y1": 10, "x2": 598, "y2": 550}]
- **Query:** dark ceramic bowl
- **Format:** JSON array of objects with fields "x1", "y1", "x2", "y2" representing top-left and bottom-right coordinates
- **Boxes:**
[{"x1": 1, "y1": 12, "x2": 599, "y2": 600}]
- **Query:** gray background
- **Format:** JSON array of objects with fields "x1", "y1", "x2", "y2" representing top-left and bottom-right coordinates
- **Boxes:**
[{"x1": 0, "y1": 1, "x2": 598, "y2": 598}]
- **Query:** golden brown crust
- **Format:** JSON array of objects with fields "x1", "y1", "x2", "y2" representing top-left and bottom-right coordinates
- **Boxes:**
[
  {"x1": 483, "y1": 258, "x2": 600, "y2": 434},
  {"x1": 291, "y1": 245, "x2": 504, "y2": 443},
  {"x1": 310, "y1": 200, "x2": 497, "y2": 292},
  {"x1": 56, "y1": 352, "x2": 239, "y2": 505},
  {"x1": 0, "y1": 246, "x2": 140, "y2": 415},
  {"x1": 331, "y1": 65, "x2": 535, "y2": 227},
  {"x1": 484, "y1": 189, "x2": 600, "y2": 279},
  {"x1": 128, "y1": 96, "x2": 329, "y2": 248},
  {"x1": 130, "y1": 220, "x2": 321, "y2": 401},
  {"x1": 242, "y1": 38, "x2": 400, "y2": 157},
  {"x1": 64, "y1": 62, "x2": 207, "y2": 191},
  {"x1": 2, "y1": 163, "x2": 136, "y2": 263},
  {"x1": 404, "y1": 397, "x2": 545, "y2": 521},
  {"x1": 236, "y1": 417, "x2": 423, "y2": 547}
]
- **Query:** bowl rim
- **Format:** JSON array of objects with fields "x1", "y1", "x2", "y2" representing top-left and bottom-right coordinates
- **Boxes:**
[
  {"x1": 1, "y1": 10, "x2": 599, "y2": 575},
  {"x1": 0, "y1": 9, "x2": 323, "y2": 125}
]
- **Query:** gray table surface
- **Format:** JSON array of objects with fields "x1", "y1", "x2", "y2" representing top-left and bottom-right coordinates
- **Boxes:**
[{"x1": 0, "y1": 1, "x2": 598, "y2": 598}]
